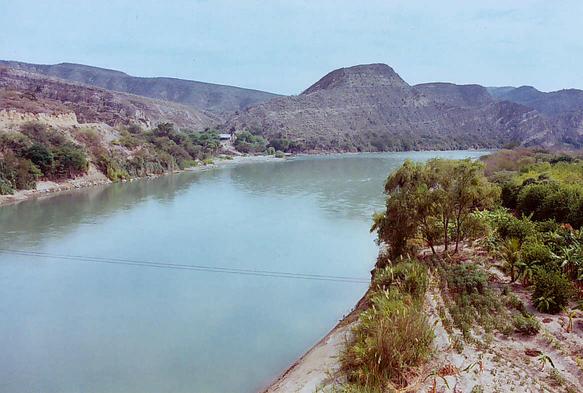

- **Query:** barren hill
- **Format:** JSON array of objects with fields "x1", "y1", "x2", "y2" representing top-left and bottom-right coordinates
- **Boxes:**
[
  {"x1": 0, "y1": 60, "x2": 279, "y2": 115},
  {"x1": 0, "y1": 66, "x2": 218, "y2": 130}
]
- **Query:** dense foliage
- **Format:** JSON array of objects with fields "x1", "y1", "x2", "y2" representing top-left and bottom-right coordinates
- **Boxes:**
[
  {"x1": 372, "y1": 158, "x2": 498, "y2": 259},
  {"x1": 483, "y1": 149, "x2": 583, "y2": 228},
  {"x1": 233, "y1": 130, "x2": 268, "y2": 153},
  {"x1": 0, "y1": 122, "x2": 88, "y2": 194}
]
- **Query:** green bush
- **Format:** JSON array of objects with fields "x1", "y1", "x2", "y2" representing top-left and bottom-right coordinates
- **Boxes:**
[
  {"x1": 96, "y1": 154, "x2": 129, "y2": 181},
  {"x1": 0, "y1": 178, "x2": 13, "y2": 195},
  {"x1": 531, "y1": 269, "x2": 573, "y2": 313},
  {"x1": 512, "y1": 313, "x2": 540, "y2": 335},
  {"x1": 266, "y1": 146, "x2": 276, "y2": 155},
  {"x1": 24, "y1": 143, "x2": 54, "y2": 175},
  {"x1": 275, "y1": 150, "x2": 285, "y2": 158},
  {"x1": 447, "y1": 264, "x2": 487, "y2": 294},
  {"x1": 520, "y1": 241, "x2": 554, "y2": 269},
  {"x1": 234, "y1": 131, "x2": 268, "y2": 153},
  {"x1": 500, "y1": 181, "x2": 521, "y2": 209},
  {"x1": 373, "y1": 262, "x2": 428, "y2": 299},
  {"x1": 496, "y1": 215, "x2": 536, "y2": 243},
  {"x1": 517, "y1": 183, "x2": 556, "y2": 219},
  {"x1": 517, "y1": 182, "x2": 583, "y2": 227},
  {"x1": 52, "y1": 144, "x2": 88, "y2": 179}
]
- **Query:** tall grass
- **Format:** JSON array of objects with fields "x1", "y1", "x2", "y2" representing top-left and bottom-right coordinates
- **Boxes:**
[{"x1": 339, "y1": 260, "x2": 433, "y2": 391}]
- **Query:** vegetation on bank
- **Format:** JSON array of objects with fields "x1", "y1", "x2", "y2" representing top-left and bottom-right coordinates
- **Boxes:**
[
  {"x1": 333, "y1": 150, "x2": 582, "y2": 392},
  {"x1": 338, "y1": 260, "x2": 433, "y2": 392},
  {"x1": 0, "y1": 122, "x2": 88, "y2": 193},
  {"x1": 0, "y1": 122, "x2": 286, "y2": 195}
]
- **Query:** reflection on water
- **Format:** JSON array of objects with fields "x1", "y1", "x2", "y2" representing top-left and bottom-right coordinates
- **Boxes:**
[
  {"x1": 229, "y1": 151, "x2": 489, "y2": 219},
  {"x1": 0, "y1": 151, "x2": 489, "y2": 393},
  {"x1": 0, "y1": 173, "x2": 201, "y2": 249}
]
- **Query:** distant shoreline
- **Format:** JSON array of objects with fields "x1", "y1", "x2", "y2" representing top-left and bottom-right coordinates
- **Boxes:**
[{"x1": 0, "y1": 154, "x2": 282, "y2": 208}]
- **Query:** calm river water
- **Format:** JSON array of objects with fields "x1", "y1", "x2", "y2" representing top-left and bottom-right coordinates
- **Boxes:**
[{"x1": 0, "y1": 151, "x2": 487, "y2": 393}]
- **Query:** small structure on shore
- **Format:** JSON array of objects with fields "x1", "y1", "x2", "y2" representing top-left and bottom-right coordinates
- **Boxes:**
[{"x1": 219, "y1": 133, "x2": 234, "y2": 142}]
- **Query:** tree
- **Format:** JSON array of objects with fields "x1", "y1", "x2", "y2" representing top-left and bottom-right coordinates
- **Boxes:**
[
  {"x1": 447, "y1": 159, "x2": 499, "y2": 252},
  {"x1": 373, "y1": 159, "x2": 499, "y2": 258}
]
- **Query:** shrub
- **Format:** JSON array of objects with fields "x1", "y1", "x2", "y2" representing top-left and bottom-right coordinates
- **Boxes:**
[
  {"x1": 126, "y1": 123, "x2": 143, "y2": 134},
  {"x1": 520, "y1": 241, "x2": 554, "y2": 269},
  {"x1": 517, "y1": 183, "x2": 556, "y2": 219},
  {"x1": 373, "y1": 262, "x2": 428, "y2": 299},
  {"x1": 266, "y1": 146, "x2": 276, "y2": 155},
  {"x1": 0, "y1": 152, "x2": 41, "y2": 190},
  {"x1": 234, "y1": 131, "x2": 268, "y2": 153},
  {"x1": 24, "y1": 144, "x2": 54, "y2": 175},
  {"x1": 500, "y1": 181, "x2": 521, "y2": 209},
  {"x1": 447, "y1": 264, "x2": 487, "y2": 294},
  {"x1": 115, "y1": 131, "x2": 141, "y2": 149},
  {"x1": 531, "y1": 269, "x2": 573, "y2": 313},
  {"x1": 0, "y1": 178, "x2": 13, "y2": 194},
  {"x1": 505, "y1": 293, "x2": 527, "y2": 315},
  {"x1": 0, "y1": 132, "x2": 31, "y2": 155},
  {"x1": 496, "y1": 215, "x2": 536, "y2": 243},
  {"x1": 96, "y1": 154, "x2": 129, "y2": 181},
  {"x1": 275, "y1": 150, "x2": 285, "y2": 158},
  {"x1": 512, "y1": 314, "x2": 540, "y2": 335},
  {"x1": 52, "y1": 144, "x2": 88, "y2": 179}
]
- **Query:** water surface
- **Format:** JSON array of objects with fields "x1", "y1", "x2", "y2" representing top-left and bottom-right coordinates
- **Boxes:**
[{"x1": 0, "y1": 151, "x2": 487, "y2": 393}]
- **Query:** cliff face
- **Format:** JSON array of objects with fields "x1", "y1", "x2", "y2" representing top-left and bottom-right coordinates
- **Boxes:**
[
  {"x1": 0, "y1": 67, "x2": 218, "y2": 130},
  {"x1": 226, "y1": 64, "x2": 563, "y2": 152},
  {"x1": 0, "y1": 60, "x2": 280, "y2": 115}
]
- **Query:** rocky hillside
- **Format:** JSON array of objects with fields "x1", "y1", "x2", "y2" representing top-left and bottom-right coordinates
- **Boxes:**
[
  {"x1": 0, "y1": 66, "x2": 218, "y2": 130},
  {"x1": 0, "y1": 60, "x2": 279, "y2": 115},
  {"x1": 414, "y1": 82, "x2": 492, "y2": 108},
  {"x1": 488, "y1": 85, "x2": 583, "y2": 117},
  {"x1": 226, "y1": 64, "x2": 565, "y2": 152}
]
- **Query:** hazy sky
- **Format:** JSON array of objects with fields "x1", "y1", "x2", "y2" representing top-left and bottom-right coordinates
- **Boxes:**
[{"x1": 1, "y1": 0, "x2": 581, "y2": 94}]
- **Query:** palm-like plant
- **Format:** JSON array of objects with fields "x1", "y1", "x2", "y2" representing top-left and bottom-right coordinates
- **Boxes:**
[
  {"x1": 517, "y1": 260, "x2": 537, "y2": 286},
  {"x1": 556, "y1": 242, "x2": 583, "y2": 281},
  {"x1": 499, "y1": 237, "x2": 521, "y2": 282}
]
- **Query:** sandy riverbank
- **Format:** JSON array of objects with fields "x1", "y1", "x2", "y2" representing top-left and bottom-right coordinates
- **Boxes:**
[{"x1": 0, "y1": 154, "x2": 283, "y2": 207}]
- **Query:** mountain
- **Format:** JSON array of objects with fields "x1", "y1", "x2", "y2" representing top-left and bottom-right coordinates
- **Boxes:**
[
  {"x1": 0, "y1": 66, "x2": 218, "y2": 129},
  {"x1": 226, "y1": 64, "x2": 562, "y2": 152},
  {"x1": 0, "y1": 60, "x2": 279, "y2": 114},
  {"x1": 488, "y1": 85, "x2": 583, "y2": 117}
]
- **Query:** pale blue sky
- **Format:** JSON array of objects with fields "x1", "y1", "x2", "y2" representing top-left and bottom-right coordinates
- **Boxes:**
[{"x1": 1, "y1": 0, "x2": 581, "y2": 94}]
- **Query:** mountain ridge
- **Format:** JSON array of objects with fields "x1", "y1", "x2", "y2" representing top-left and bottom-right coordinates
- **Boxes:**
[
  {"x1": 225, "y1": 63, "x2": 572, "y2": 152},
  {"x1": 0, "y1": 60, "x2": 280, "y2": 115},
  {"x1": 0, "y1": 66, "x2": 218, "y2": 129}
]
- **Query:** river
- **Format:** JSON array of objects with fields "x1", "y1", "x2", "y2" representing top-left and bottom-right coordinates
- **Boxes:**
[{"x1": 0, "y1": 151, "x2": 488, "y2": 393}]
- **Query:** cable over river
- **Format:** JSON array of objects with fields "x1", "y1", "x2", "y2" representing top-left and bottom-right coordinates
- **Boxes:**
[{"x1": 0, "y1": 151, "x2": 487, "y2": 393}]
